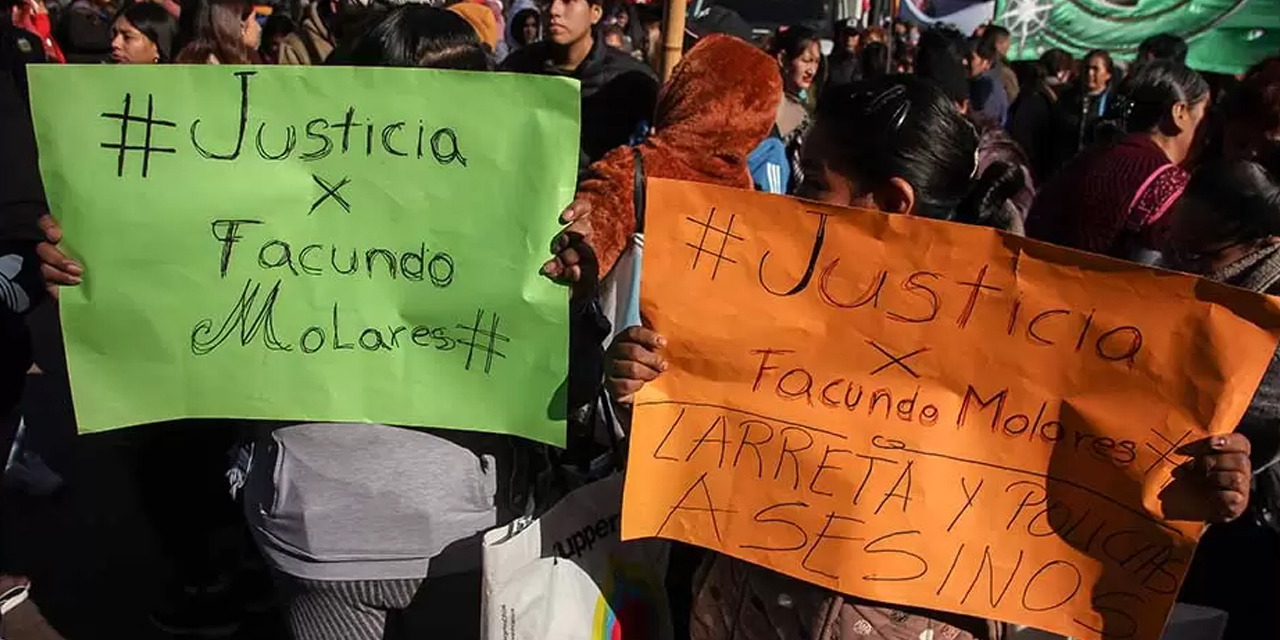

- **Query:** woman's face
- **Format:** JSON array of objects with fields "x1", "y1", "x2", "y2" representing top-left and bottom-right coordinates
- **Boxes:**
[
  {"x1": 111, "y1": 17, "x2": 159, "y2": 64},
  {"x1": 522, "y1": 15, "x2": 539, "y2": 44},
  {"x1": 786, "y1": 40, "x2": 821, "y2": 92},
  {"x1": 241, "y1": 10, "x2": 262, "y2": 50},
  {"x1": 842, "y1": 33, "x2": 859, "y2": 53},
  {"x1": 1170, "y1": 97, "x2": 1209, "y2": 164},
  {"x1": 1085, "y1": 55, "x2": 1111, "y2": 95}
]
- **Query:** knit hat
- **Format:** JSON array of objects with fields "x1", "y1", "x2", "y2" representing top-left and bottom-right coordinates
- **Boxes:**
[
  {"x1": 449, "y1": 3, "x2": 499, "y2": 51},
  {"x1": 685, "y1": 6, "x2": 754, "y2": 44}
]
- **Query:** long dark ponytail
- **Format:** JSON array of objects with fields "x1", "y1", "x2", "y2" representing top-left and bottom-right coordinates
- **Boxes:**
[
  {"x1": 1095, "y1": 59, "x2": 1208, "y2": 143},
  {"x1": 814, "y1": 76, "x2": 1025, "y2": 232}
]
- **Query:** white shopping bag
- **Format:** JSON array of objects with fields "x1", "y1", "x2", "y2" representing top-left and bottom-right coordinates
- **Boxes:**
[{"x1": 482, "y1": 474, "x2": 672, "y2": 640}]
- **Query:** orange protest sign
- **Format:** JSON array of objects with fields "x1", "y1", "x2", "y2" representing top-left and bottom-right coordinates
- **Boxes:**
[{"x1": 620, "y1": 179, "x2": 1280, "y2": 640}]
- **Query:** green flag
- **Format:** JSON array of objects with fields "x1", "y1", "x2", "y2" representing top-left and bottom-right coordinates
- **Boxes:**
[
  {"x1": 995, "y1": 0, "x2": 1278, "y2": 75},
  {"x1": 29, "y1": 65, "x2": 580, "y2": 445}
]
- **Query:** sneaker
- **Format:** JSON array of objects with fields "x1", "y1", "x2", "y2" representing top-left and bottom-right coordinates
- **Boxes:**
[
  {"x1": 149, "y1": 587, "x2": 241, "y2": 638},
  {"x1": 3, "y1": 450, "x2": 64, "y2": 497}
]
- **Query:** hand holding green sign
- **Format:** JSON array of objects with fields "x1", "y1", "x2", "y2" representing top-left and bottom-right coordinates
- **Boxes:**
[{"x1": 28, "y1": 65, "x2": 580, "y2": 445}]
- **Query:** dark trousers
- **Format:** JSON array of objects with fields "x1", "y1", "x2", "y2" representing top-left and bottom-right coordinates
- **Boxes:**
[
  {"x1": 1179, "y1": 519, "x2": 1280, "y2": 640},
  {"x1": 125, "y1": 420, "x2": 242, "y2": 587}
]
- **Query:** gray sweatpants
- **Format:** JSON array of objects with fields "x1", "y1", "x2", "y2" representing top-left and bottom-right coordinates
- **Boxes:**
[{"x1": 276, "y1": 575, "x2": 421, "y2": 640}]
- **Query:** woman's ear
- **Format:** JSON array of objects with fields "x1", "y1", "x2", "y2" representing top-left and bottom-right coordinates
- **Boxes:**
[
  {"x1": 1168, "y1": 101, "x2": 1190, "y2": 135},
  {"x1": 873, "y1": 177, "x2": 916, "y2": 215}
]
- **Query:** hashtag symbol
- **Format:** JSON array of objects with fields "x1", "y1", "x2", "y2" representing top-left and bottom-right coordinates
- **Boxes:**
[
  {"x1": 99, "y1": 93, "x2": 177, "y2": 178},
  {"x1": 685, "y1": 207, "x2": 744, "y2": 280},
  {"x1": 456, "y1": 309, "x2": 509, "y2": 374}
]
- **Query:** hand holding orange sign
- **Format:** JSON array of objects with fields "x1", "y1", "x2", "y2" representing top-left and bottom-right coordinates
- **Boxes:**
[{"x1": 620, "y1": 179, "x2": 1280, "y2": 640}]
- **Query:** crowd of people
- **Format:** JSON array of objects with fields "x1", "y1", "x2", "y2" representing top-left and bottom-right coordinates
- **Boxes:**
[{"x1": 1, "y1": 0, "x2": 1279, "y2": 638}]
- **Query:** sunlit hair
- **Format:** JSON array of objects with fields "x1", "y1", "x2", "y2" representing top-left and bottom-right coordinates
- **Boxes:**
[
  {"x1": 1110, "y1": 60, "x2": 1208, "y2": 134},
  {"x1": 813, "y1": 76, "x2": 1024, "y2": 230},
  {"x1": 334, "y1": 5, "x2": 490, "y2": 70},
  {"x1": 175, "y1": 0, "x2": 260, "y2": 64}
]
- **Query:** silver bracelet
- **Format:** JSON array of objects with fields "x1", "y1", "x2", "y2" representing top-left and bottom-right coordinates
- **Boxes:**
[{"x1": 0, "y1": 583, "x2": 30, "y2": 617}]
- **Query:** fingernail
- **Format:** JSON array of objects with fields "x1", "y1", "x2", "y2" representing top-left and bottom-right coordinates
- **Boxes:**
[
  {"x1": 1213, "y1": 437, "x2": 1227, "y2": 448},
  {"x1": 656, "y1": 336, "x2": 667, "y2": 348},
  {"x1": 67, "y1": 262, "x2": 83, "y2": 275},
  {"x1": 660, "y1": 361, "x2": 669, "y2": 371}
]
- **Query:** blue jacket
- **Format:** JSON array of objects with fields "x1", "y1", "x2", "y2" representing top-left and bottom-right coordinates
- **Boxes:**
[
  {"x1": 749, "y1": 135, "x2": 790, "y2": 195},
  {"x1": 970, "y1": 67, "x2": 1010, "y2": 128}
]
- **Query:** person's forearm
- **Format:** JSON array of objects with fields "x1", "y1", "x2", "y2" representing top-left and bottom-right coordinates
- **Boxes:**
[{"x1": 0, "y1": 601, "x2": 67, "y2": 640}]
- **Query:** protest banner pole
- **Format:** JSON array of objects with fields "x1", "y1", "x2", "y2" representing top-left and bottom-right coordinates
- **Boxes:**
[{"x1": 661, "y1": 0, "x2": 688, "y2": 81}]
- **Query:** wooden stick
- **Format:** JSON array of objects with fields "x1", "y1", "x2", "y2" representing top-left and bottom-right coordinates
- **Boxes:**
[{"x1": 661, "y1": 0, "x2": 688, "y2": 81}]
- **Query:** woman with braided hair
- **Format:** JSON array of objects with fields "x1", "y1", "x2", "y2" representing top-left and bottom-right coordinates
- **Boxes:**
[{"x1": 1025, "y1": 60, "x2": 1209, "y2": 262}]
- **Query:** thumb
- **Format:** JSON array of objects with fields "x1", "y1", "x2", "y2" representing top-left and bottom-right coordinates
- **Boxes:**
[{"x1": 38, "y1": 215, "x2": 62, "y2": 244}]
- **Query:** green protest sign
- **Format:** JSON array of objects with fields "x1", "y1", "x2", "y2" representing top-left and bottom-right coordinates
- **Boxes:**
[{"x1": 28, "y1": 65, "x2": 579, "y2": 445}]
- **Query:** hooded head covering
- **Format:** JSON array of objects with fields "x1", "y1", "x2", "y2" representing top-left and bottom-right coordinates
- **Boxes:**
[
  {"x1": 578, "y1": 34, "x2": 783, "y2": 276},
  {"x1": 506, "y1": 5, "x2": 538, "y2": 49}
]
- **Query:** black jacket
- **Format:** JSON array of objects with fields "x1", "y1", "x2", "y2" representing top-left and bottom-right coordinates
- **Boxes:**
[
  {"x1": 0, "y1": 24, "x2": 44, "y2": 414},
  {"x1": 1008, "y1": 82, "x2": 1064, "y2": 182},
  {"x1": 826, "y1": 51, "x2": 860, "y2": 90},
  {"x1": 502, "y1": 37, "x2": 658, "y2": 175},
  {"x1": 0, "y1": 23, "x2": 48, "y2": 244}
]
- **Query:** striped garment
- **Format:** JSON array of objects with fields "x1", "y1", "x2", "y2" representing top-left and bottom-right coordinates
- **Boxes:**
[{"x1": 276, "y1": 576, "x2": 421, "y2": 640}]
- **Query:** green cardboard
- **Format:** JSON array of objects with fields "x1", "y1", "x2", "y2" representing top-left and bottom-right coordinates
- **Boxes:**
[{"x1": 28, "y1": 65, "x2": 580, "y2": 445}]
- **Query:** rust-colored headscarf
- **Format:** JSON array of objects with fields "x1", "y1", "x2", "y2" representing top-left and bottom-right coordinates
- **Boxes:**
[{"x1": 578, "y1": 34, "x2": 784, "y2": 277}]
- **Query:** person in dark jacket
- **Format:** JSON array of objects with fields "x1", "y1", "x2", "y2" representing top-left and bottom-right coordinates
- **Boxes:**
[
  {"x1": 1055, "y1": 49, "x2": 1116, "y2": 157},
  {"x1": 825, "y1": 21, "x2": 860, "y2": 89},
  {"x1": 1008, "y1": 48, "x2": 1074, "y2": 181},
  {"x1": 966, "y1": 32, "x2": 1009, "y2": 127},
  {"x1": 1165, "y1": 160, "x2": 1280, "y2": 640},
  {"x1": 502, "y1": 0, "x2": 657, "y2": 175},
  {"x1": 55, "y1": 0, "x2": 112, "y2": 62},
  {"x1": 0, "y1": 17, "x2": 48, "y2": 246},
  {"x1": 0, "y1": 28, "x2": 62, "y2": 640},
  {"x1": 982, "y1": 25, "x2": 1018, "y2": 102}
]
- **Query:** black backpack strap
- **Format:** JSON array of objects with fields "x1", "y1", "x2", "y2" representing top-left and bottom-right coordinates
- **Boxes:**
[{"x1": 632, "y1": 146, "x2": 646, "y2": 234}]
